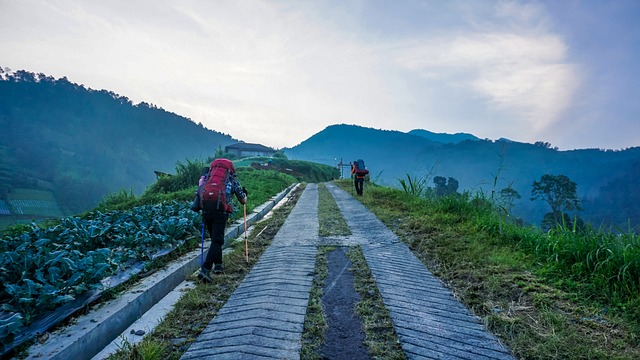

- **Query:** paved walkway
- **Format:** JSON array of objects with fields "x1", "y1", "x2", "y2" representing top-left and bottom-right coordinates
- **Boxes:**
[
  {"x1": 181, "y1": 184, "x2": 514, "y2": 360},
  {"x1": 327, "y1": 184, "x2": 513, "y2": 360}
]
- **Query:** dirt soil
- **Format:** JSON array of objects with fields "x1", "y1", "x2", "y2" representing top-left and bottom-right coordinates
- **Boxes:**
[{"x1": 320, "y1": 247, "x2": 370, "y2": 360}]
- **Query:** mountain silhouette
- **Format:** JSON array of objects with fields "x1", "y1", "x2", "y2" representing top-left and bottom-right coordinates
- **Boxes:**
[
  {"x1": 408, "y1": 129, "x2": 480, "y2": 144},
  {"x1": 285, "y1": 124, "x2": 640, "y2": 230}
]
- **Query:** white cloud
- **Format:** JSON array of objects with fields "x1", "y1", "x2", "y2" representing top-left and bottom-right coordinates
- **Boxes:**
[
  {"x1": 0, "y1": 0, "x2": 402, "y2": 148},
  {"x1": 392, "y1": 3, "x2": 580, "y2": 138},
  {"x1": 146, "y1": 1, "x2": 400, "y2": 147},
  {"x1": 3, "y1": 0, "x2": 614, "y2": 149}
]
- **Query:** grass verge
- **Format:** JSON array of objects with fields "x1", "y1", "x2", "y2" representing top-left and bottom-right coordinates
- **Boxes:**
[
  {"x1": 318, "y1": 182, "x2": 351, "y2": 237},
  {"x1": 300, "y1": 246, "x2": 332, "y2": 359}
]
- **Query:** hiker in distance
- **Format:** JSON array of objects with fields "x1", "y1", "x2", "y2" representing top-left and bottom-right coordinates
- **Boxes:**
[
  {"x1": 196, "y1": 158, "x2": 247, "y2": 282},
  {"x1": 351, "y1": 159, "x2": 369, "y2": 196}
]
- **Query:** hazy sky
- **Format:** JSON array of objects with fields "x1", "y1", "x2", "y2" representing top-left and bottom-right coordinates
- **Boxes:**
[{"x1": 2, "y1": 0, "x2": 639, "y2": 150}]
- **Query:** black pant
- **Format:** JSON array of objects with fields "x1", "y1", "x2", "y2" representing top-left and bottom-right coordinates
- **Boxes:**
[
  {"x1": 202, "y1": 211, "x2": 229, "y2": 270},
  {"x1": 354, "y1": 177, "x2": 364, "y2": 195}
]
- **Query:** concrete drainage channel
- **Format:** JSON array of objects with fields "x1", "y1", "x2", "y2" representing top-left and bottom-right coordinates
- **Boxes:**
[{"x1": 24, "y1": 184, "x2": 299, "y2": 360}]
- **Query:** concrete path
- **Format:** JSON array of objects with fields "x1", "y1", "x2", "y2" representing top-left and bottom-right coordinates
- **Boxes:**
[
  {"x1": 180, "y1": 184, "x2": 320, "y2": 360},
  {"x1": 327, "y1": 184, "x2": 513, "y2": 360},
  {"x1": 181, "y1": 183, "x2": 514, "y2": 360}
]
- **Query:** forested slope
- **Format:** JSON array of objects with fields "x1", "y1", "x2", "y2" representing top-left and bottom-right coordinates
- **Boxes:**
[{"x1": 0, "y1": 69, "x2": 236, "y2": 217}]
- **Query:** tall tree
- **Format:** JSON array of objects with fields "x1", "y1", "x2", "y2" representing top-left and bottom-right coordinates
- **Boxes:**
[
  {"x1": 446, "y1": 177, "x2": 459, "y2": 195},
  {"x1": 434, "y1": 176, "x2": 447, "y2": 196},
  {"x1": 434, "y1": 176, "x2": 459, "y2": 197},
  {"x1": 498, "y1": 185, "x2": 521, "y2": 215},
  {"x1": 531, "y1": 174, "x2": 582, "y2": 224}
]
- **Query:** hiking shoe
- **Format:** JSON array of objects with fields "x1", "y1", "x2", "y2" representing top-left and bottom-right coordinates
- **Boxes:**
[
  {"x1": 213, "y1": 264, "x2": 223, "y2": 274},
  {"x1": 198, "y1": 267, "x2": 214, "y2": 283}
]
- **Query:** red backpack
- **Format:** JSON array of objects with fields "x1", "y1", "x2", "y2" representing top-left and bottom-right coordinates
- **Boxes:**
[
  {"x1": 199, "y1": 158, "x2": 235, "y2": 213},
  {"x1": 355, "y1": 159, "x2": 369, "y2": 176}
]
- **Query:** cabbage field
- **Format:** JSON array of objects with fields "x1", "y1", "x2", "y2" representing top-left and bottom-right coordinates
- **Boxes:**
[{"x1": 0, "y1": 201, "x2": 201, "y2": 352}]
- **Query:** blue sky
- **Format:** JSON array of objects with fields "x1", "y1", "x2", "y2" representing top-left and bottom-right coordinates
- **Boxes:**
[{"x1": 1, "y1": 0, "x2": 639, "y2": 150}]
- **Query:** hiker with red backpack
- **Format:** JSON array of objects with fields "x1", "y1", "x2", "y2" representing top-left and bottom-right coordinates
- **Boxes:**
[
  {"x1": 195, "y1": 158, "x2": 247, "y2": 282},
  {"x1": 351, "y1": 159, "x2": 369, "y2": 196}
]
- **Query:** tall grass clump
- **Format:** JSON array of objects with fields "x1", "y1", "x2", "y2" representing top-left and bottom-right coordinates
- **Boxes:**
[
  {"x1": 398, "y1": 173, "x2": 430, "y2": 197},
  {"x1": 467, "y1": 191, "x2": 640, "y2": 318},
  {"x1": 397, "y1": 165, "x2": 436, "y2": 198},
  {"x1": 521, "y1": 224, "x2": 640, "y2": 315},
  {"x1": 457, "y1": 192, "x2": 640, "y2": 317},
  {"x1": 145, "y1": 158, "x2": 209, "y2": 195},
  {"x1": 93, "y1": 159, "x2": 208, "y2": 212},
  {"x1": 95, "y1": 188, "x2": 138, "y2": 211}
]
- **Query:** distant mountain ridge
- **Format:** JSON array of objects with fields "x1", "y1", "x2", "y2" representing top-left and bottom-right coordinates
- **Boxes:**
[
  {"x1": 285, "y1": 124, "x2": 640, "y2": 229},
  {"x1": 408, "y1": 129, "x2": 480, "y2": 144},
  {"x1": 0, "y1": 69, "x2": 236, "y2": 219}
]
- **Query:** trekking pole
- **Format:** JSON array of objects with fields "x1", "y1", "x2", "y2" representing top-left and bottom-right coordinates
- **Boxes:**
[
  {"x1": 352, "y1": 176, "x2": 355, "y2": 196},
  {"x1": 200, "y1": 221, "x2": 205, "y2": 266},
  {"x1": 244, "y1": 203, "x2": 249, "y2": 264}
]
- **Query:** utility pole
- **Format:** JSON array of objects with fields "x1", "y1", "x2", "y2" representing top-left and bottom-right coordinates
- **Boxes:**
[{"x1": 336, "y1": 158, "x2": 351, "y2": 179}]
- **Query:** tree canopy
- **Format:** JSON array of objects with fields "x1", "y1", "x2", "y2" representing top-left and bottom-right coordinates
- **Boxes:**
[
  {"x1": 531, "y1": 174, "x2": 582, "y2": 225},
  {"x1": 433, "y1": 176, "x2": 459, "y2": 197}
]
